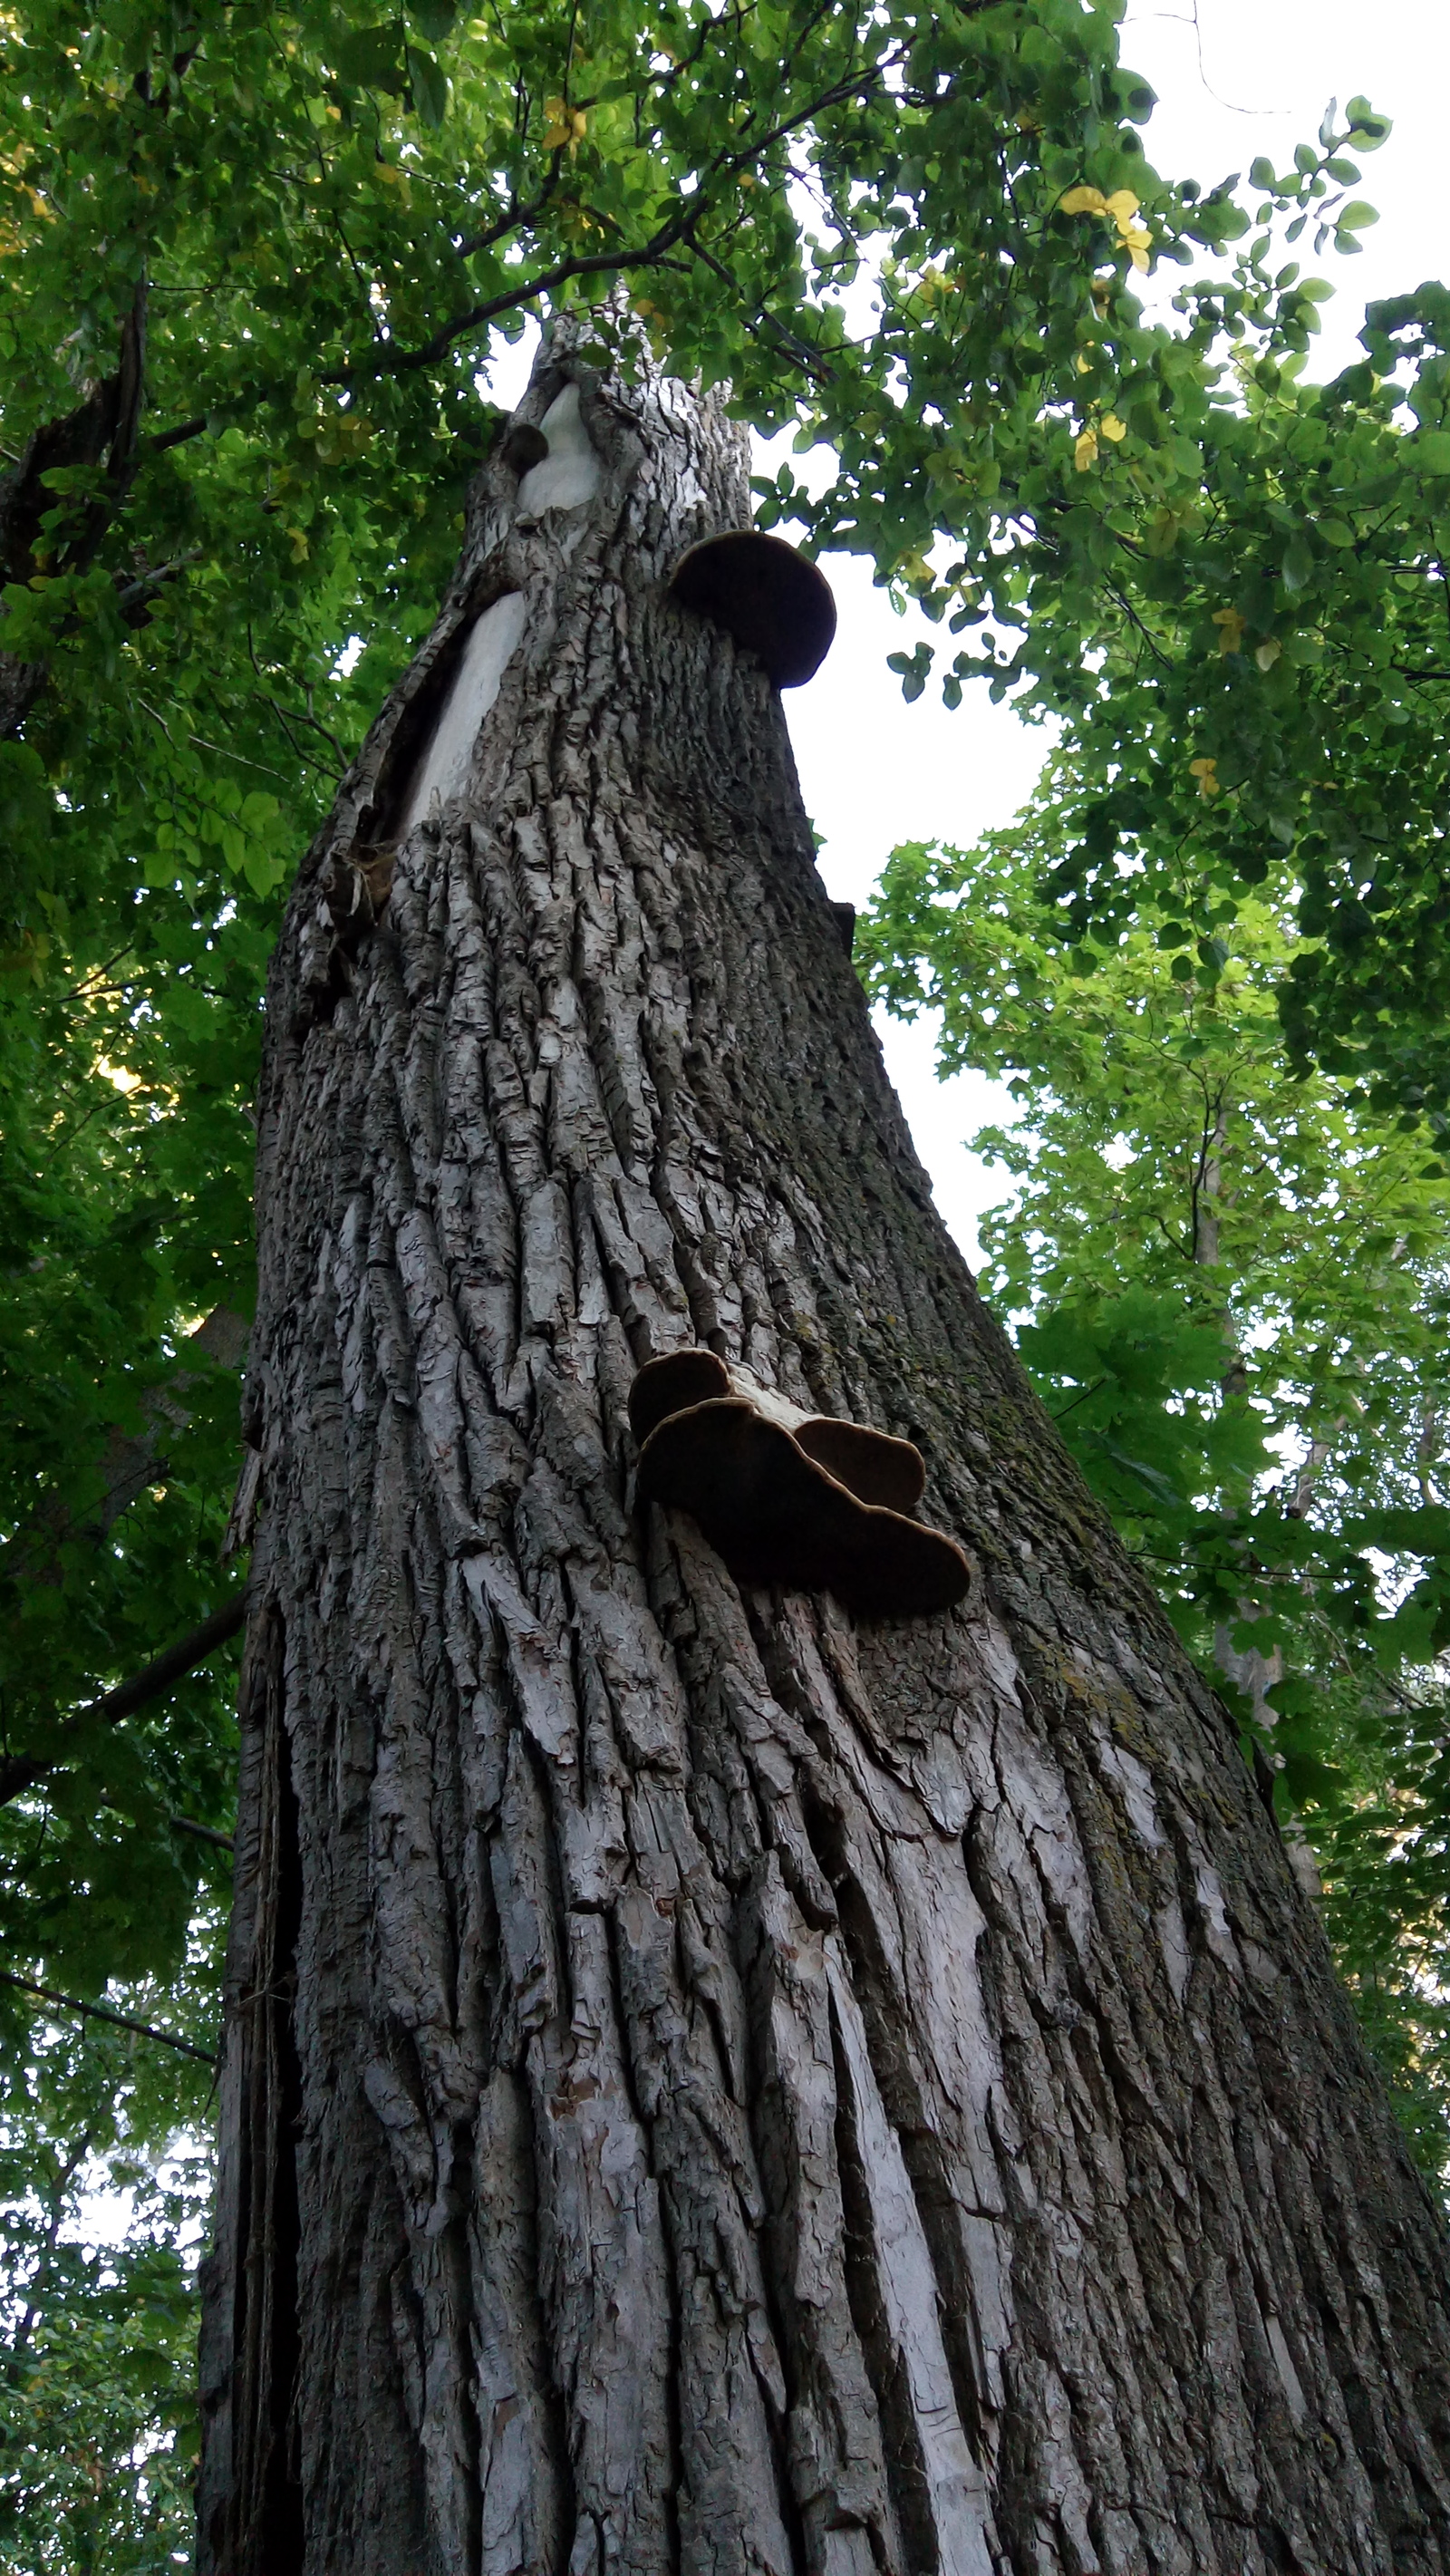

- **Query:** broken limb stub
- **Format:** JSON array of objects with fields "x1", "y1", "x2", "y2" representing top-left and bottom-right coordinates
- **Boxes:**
[
  {"x1": 498, "y1": 420, "x2": 550, "y2": 475},
  {"x1": 629, "y1": 1349, "x2": 972, "y2": 1617}
]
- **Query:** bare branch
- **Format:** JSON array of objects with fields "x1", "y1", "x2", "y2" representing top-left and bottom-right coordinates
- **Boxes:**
[
  {"x1": 0, "y1": 1593, "x2": 247, "y2": 1807},
  {"x1": 169, "y1": 1813, "x2": 236, "y2": 1854},
  {"x1": 0, "y1": 1970, "x2": 217, "y2": 2066}
]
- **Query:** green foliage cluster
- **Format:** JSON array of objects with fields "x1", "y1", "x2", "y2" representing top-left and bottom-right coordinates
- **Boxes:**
[
  {"x1": 1, "y1": 1970, "x2": 217, "y2": 2571},
  {"x1": 1015, "y1": 276, "x2": 1450, "y2": 1125},
  {"x1": 863, "y1": 804, "x2": 1450, "y2": 2181},
  {"x1": 827, "y1": 115, "x2": 1450, "y2": 1128}
]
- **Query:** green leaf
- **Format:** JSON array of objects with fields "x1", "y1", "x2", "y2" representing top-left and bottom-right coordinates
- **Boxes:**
[
  {"x1": 1344, "y1": 97, "x2": 1393, "y2": 149},
  {"x1": 1281, "y1": 529, "x2": 1315, "y2": 593},
  {"x1": 405, "y1": 44, "x2": 449, "y2": 126},
  {"x1": 335, "y1": 24, "x2": 407, "y2": 92},
  {"x1": 409, "y1": 0, "x2": 458, "y2": 39}
]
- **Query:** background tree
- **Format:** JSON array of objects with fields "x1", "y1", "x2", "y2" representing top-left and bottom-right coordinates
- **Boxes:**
[
  {"x1": 864, "y1": 777, "x2": 1450, "y2": 2179},
  {"x1": 0, "y1": 2001, "x2": 216, "y2": 2572}
]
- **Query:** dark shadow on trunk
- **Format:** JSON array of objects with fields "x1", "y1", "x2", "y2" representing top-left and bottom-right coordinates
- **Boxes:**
[{"x1": 230, "y1": 1609, "x2": 305, "y2": 2576}]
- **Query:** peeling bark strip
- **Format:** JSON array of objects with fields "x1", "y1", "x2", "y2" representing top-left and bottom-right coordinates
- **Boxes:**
[{"x1": 201, "y1": 338, "x2": 1450, "y2": 2574}]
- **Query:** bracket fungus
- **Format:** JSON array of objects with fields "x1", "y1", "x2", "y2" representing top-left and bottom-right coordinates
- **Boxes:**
[
  {"x1": 630, "y1": 1348, "x2": 972, "y2": 1617},
  {"x1": 667, "y1": 530, "x2": 836, "y2": 687}
]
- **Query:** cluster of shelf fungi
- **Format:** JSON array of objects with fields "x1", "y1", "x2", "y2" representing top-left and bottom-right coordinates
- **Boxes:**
[
  {"x1": 413, "y1": 405, "x2": 965, "y2": 1622},
  {"x1": 631, "y1": 1348, "x2": 972, "y2": 1618},
  {"x1": 648, "y1": 508, "x2": 967, "y2": 1614}
]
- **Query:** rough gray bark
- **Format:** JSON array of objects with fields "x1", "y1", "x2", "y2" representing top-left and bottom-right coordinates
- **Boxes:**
[{"x1": 198, "y1": 336, "x2": 1450, "y2": 2576}]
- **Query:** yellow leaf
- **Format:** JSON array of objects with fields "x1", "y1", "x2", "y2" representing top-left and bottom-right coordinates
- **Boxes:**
[
  {"x1": 1100, "y1": 413, "x2": 1127, "y2": 442},
  {"x1": 1189, "y1": 756, "x2": 1220, "y2": 798},
  {"x1": 1061, "y1": 184, "x2": 1150, "y2": 268},
  {"x1": 543, "y1": 96, "x2": 586, "y2": 151},
  {"x1": 286, "y1": 527, "x2": 310, "y2": 562},
  {"x1": 1255, "y1": 637, "x2": 1282, "y2": 672},
  {"x1": 1211, "y1": 605, "x2": 1246, "y2": 654},
  {"x1": 1073, "y1": 429, "x2": 1098, "y2": 472},
  {"x1": 1076, "y1": 350, "x2": 1092, "y2": 374}
]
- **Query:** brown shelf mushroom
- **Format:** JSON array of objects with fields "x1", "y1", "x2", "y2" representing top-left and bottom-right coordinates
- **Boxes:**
[
  {"x1": 667, "y1": 531, "x2": 837, "y2": 687},
  {"x1": 629, "y1": 1349, "x2": 971, "y2": 1618}
]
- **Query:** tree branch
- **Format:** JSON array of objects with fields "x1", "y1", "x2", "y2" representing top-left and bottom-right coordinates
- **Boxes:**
[
  {"x1": 147, "y1": 415, "x2": 208, "y2": 455},
  {"x1": 326, "y1": 54, "x2": 896, "y2": 386},
  {"x1": 0, "y1": 1971, "x2": 217, "y2": 2066},
  {"x1": 322, "y1": 233, "x2": 696, "y2": 383},
  {"x1": 0, "y1": 278, "x2": 150, "y2": 738},
  {"x1": 0, "y1": 1593, "x2": 247, "y2": 1807},
  {"x1": 169, "y1": 1813, "x2": 235, "y2": 1854}
]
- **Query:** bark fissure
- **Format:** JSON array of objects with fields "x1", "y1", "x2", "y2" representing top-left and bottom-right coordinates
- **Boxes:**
[
  {"x1": 227, "y1": 1608, "x2": 306, "y2": 2574},
  {"x1": 202, "y1": 335, "x2": 1450, "y2": 2575}
]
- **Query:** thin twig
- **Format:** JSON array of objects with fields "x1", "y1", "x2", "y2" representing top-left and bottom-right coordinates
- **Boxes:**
[
  {"x1": 169, "y1": 1814, "x2": 235, "y2": 1854},
  {"x1": 0, "y1": 1971, "x2": 217, "y2": 2066},
  {"x1": 184, "y1": 733, "x2": 292, "y2": 783},
  {"x1": 147, "y1": 416, "x2": 207, "y2": 455}
]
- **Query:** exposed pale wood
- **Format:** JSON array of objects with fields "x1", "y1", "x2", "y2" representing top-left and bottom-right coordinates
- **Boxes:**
[{"x1": 199, "y1": 337, "x2": 1450, "y2": 2576}]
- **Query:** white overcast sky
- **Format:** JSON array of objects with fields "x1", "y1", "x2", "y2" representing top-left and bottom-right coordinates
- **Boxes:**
[{"x1": 487, "y1": 1, "x2": 1448, "y2": 1268}]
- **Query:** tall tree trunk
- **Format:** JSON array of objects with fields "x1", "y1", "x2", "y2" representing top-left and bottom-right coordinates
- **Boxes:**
[{"x1": 198, "y1": 337, "x2": 1450, "y2": 2576}]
